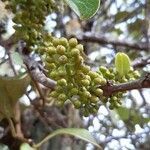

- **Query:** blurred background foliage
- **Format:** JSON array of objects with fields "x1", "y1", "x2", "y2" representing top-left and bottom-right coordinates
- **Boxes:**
[{"x1": 0, "y1": 0, "x2": 150, "y2": 150}]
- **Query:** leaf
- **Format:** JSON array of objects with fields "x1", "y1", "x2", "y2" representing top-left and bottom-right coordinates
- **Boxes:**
[
  {"x1": 0, "y1": 73, "x2": 30, "y2": 119},
  {"x1": 115, "y1": 52, "x2": 131, "y2": 77},
  {"x1": 34, "y1": 128, "x2": 102, "y2": 149},
  {"x1": 11, "y1": 52, "x2": 23, "y2": 66},
  {"x1": 20, "y1": 143, "x2": 35, "y2": 150},
  {"x1": 127, "y1": 19, "x2": 144, "y2": 39},
  {"x1": 65, "y1": 0, "x2": 100, "y2": 20},
  {"x1": 116, "y1": 107, "x2": 130, "y2": 120},
  {"x1": 115, "y1": 11, "x2": 130, "y2": 23}
]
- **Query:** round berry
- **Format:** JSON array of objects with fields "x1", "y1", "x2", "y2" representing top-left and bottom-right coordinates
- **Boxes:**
[{"x1": 69, "y1": 38, "x2": 78, "y2": 47}]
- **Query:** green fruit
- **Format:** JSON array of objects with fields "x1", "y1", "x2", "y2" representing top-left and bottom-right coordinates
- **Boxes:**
[
  {"x1": 69, "y1": 38, "x2": 78, "y2": 47},
  {"x1": 49, "y1": 71, "x2": 58, "y2": 79},
  {"x1": 99, "y1": 66, "x2": 108, "y2": 73},
  {"x1": 58, "y1": 55, "x2": 68, "y2": 64},
  {"x1": 94, "y1": 88, "x2": 103, "y2": 96},
  {"x1": 56, "y1": 86, "x2": 64, "y2": 93},
  {"x1": 83, "y1": 91, "x2": 91, "y2": 98},
  {"x1": 58, "y1": 94, "x2": 67, "y2": 101},
  {"x1": 70, "y1": 88, "x2": 78, "y2": 95},
  {"x1": 93, "y1": 77, "x2": 102, "y2": 85},
  {"x1": 45, "y1": 63, "x2": 56, "y2": 70},
  {"x1": 101, "y1": 78, "x2": 107, "y2": 85},
  {"x1": 88, "y1": 71, "x2": 99, "y2": 79},
  {"x1": 57, "y1": 79, "x2": 67, "y2": 86},
  {"x1": 47, "y1": 46, "x2": 56, "y2": 55},
  {"x1": 71, "y1": 48, "x2": 80, "y2": 56},
  {"x1": 73, "y1": 100, "x2": 81, "y2": 109},
  {"x1": 133, "y1": 70, "x2": 140, "y2": 78},
  {"x1": 56, "y1": 45, "x2": 66, "y2": 55},
  {"x1": 80, "y1": 65, "x2": 90, "y2": 74},
  {"x1": 81, "y1": 79, "x2": 90, "y2": 86},
  {"x1": 59, "y1": 37, "x2": 68, "y2": 47},
  {"x1": 76, "y1": 56, "x2": 83, "y2": 64},
  {"x1": 45, "y1": 56, "x2": 54, "y2": 63},
  {"x1": 49, "y1": 91, "x2": 58, "y2": 98},
  {"x1": 91, "y1": 96, "x2": 99, "y2": 103},
  {"x1": 52, "y1": 38, "x2": 60, "y2": 46},
  {"x1": 76, "y1": 44, "x2": 84, "y2": 52}
]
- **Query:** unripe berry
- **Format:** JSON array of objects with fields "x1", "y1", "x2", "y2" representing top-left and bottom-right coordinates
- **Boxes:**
[
  {"x1": 93, "y1": 77, "x2": 102, "y2": 85},
  {"x1": 45, "y1": 56, "x2": 54, "y2": 63},
  {"x1": 56, "y1": 45, "x2": 66, "y2": 55},
  {"x1": 70, "y1": 88, "x2": 78, "y2": 95},
  {"x1": 101, "y1": 78, "x2": 107, "y2": 85},
  {"x1": 58, "y1": 94, "x2": 67, "y2": 101},
  {"x1": 76, "y1": 44, "x2": 84, "y2": 52},
  {"x1": 81, "y1": 79, "x2": 90, "y2": 87},
  {"x1": 59, "y1": 37, "x2": 68, "y2": 47},
  {"x1": 58, "y1": 69, "x2": 67, "y2": 76},
  {"x1": 91, "y1": 96, "x2": 99, "y2": 103},
  {"x1": 76, "y1": 56, "x2": 83, "y2": 64},
  {"x1": 47, "y1": 47, "x2": 56, "y2": 55},
  {"x1": 50, "y1": 71, "x2": 58, "y2": 79},
  {"x1": 49, "y1": 91, "x2": 58, "y2": 98},
  {"x1": 94, "y1": 88, "x2": 103, "y2": 96},
  {"x1": 56, "y1": 86, "x2": 64, "y2": 93},
  {"x1": 88, "y1": 71, "x2": 99, "y2": 79},
  {"x1": 71, "y1": 48, "x2": 80, "y2": 57},
  {"x1": 73, "y1": 100, "x2": 81, "y2": 109},
  {"x1": 80, "y1": 65, "x2": 90, "y2": 74},
  {"x1": 52, "y1": 38, "x2": 60, "y2": 46},
  {"x1": 83, "y1": 91, "x2": 91, "y2": 98},
  {"x1": 85, "y1": 75, "x2": 91, "y2": 81},
  {"x1": 58, "y1": 55, "x2": 68, "y2": 64},
  {"x1": 69, "y1": 38, "x2": 78, "y2": 47},
  {"x1": 57, "y1": 79, "x2": 67, "y2": 86},
  {"x1": 133, "y1": 70, "x2": 140, "y2": 78},
  {"x1": 45, "y1": 63, "x2": 56, "y2": 70},
  {"x1": 99, "y1": 66, "x2": 108, "y2": 73}
]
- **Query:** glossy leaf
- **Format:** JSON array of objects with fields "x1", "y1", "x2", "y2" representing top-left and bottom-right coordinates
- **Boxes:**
[
  {"x1": 0, "y1": 73, "x2": 30, "y2": 119},
  {"x1": 65, "y1": 0, "x2": 100, "y2": 20},
  {"x1": 115, "y1": 52, "x2": 131, "y2": 77},
  {"x1": 34, "y1": 128, "x2": 101, "y2": 149}
]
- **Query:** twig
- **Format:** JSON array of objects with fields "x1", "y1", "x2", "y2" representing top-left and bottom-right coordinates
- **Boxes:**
[
  {"x1": 77, "y1": 35, "x2": 149, "y2": 51},
  {"x1": 101, "y1": 73, "x2": 150, "y2": 97},
  {"x1": 133, "y1": 56, "x2": 150, "y2": 68}
]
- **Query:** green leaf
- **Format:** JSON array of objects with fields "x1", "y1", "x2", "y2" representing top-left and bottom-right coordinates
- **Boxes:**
[
  {"x1": 0, "y1": 73, "x2": 30, "y2": 119},
  {"x1": 65, "y1": 0, "x2": 100, "y2": 20},
  {"x1": 11, "y1": 52, "x2": 23, "y2": 66},
  {"x1": 115, "y1": 52, "x2": 131, "y2": 77},
  {"x1": 115, "y1": 11, "x2": 130, "y2": 23},
  {"x1": 20, "y1": 143, "x2": 35, "y2": 150},
  {"x1": 116, "y1": 107, "x2": 130, "y2": 120},
  {"x1": 34, "y1": 128, "x2": 102, "y2": 149}
]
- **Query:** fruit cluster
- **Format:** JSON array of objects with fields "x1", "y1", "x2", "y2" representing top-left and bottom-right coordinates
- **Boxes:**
[
  {"x1": 2, "y1": 0, "x2": 141, "y2": 116},
  {"x1": 99, "y1": 66, "x2": 140, "y2": 109},
  {"x1": 3, "y1": 0, "x2": 56, "y2": 48},
  {"x1": 44, "y1": 37, "x2": 107, "y2": 116}
]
